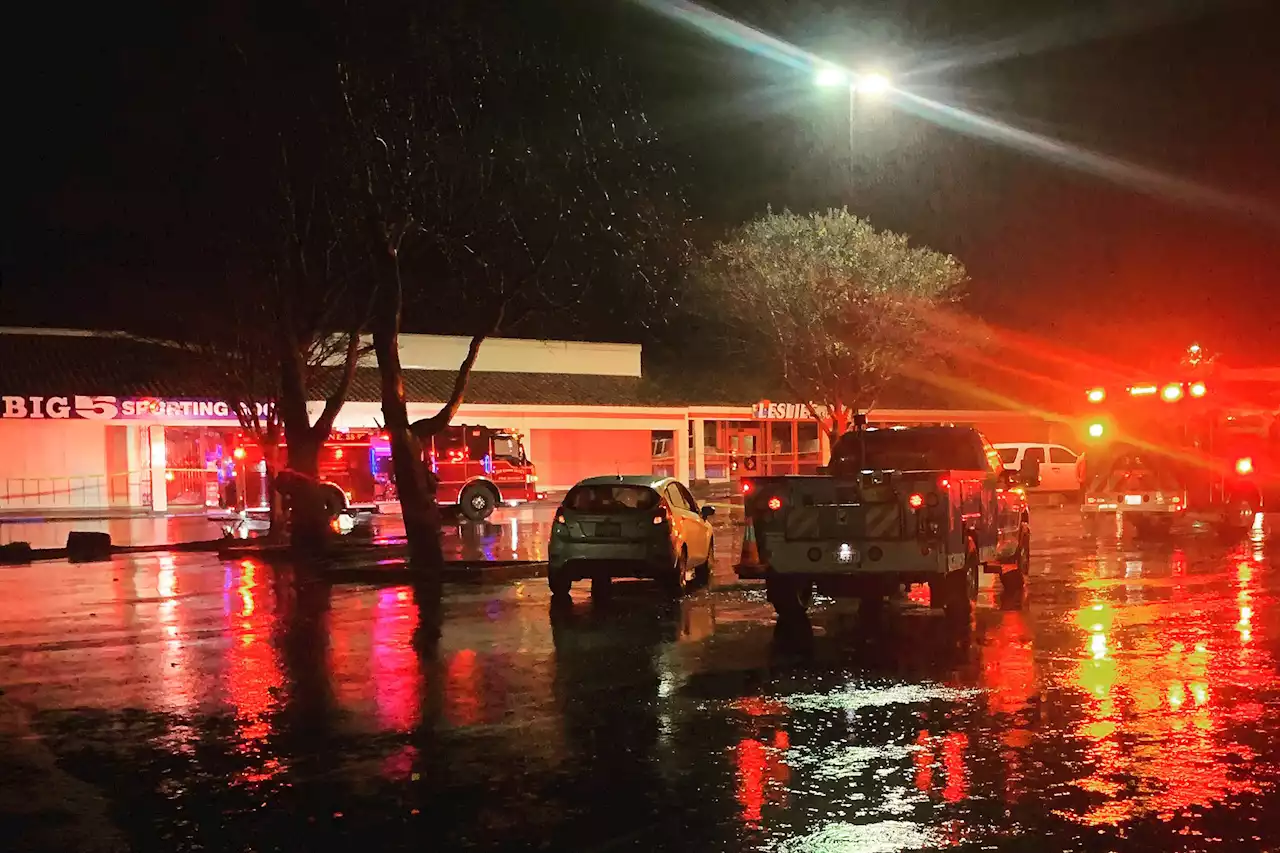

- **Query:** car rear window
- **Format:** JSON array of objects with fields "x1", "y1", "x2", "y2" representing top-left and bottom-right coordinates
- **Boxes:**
[
  {"x1": 565, "y1": 484, "x2": 659, "y2": 513},
  {"x1": 832, "y1": 429, "x2": 986, "y2": 472},
  {"x1": 997, "y1": 447, "x2": 1019, "y2": 464}
]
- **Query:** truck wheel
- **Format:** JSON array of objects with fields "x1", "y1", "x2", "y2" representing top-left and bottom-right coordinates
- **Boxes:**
[
  {"x1": 766, "y1": 574, "x2": 811, "y2": 619},
  {"x1": 1131, "y1": 516, "x2": 1173, "y2": 538},
  {"x1": 943, "y1": 538, "x2": 979, "y2": 620},
  {"x1": 1220, "y1": 499, "x2": 1257, "y2": 534},
  {"x1": 459, "y1": 483, "x2": 496, "y2": 522},
  {"x1": 548, "y1": 568, "x2": 572, "y2": 598},
  {"x1": 1016, "y1": 530, "x2": 1031, "y2": 574}
]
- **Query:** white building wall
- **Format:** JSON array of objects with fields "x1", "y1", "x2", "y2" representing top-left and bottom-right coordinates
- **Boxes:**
[
  {"x1": 358, "y1": 334, "x2": 642, "y2": 377},
  {"x1": 0, "y1": 419, "x2": 113, "y2": 510}
]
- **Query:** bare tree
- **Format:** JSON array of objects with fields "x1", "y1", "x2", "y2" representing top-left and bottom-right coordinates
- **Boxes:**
[
  {"x1": 158, "y1": 2, "x2": 374, "y2": 550},
  {"x1": 329, "y1": 1, "x2": 691, "y2": 570},
  {"x1": 701, "y1": 208, "x2": 967, "y2": 443}
]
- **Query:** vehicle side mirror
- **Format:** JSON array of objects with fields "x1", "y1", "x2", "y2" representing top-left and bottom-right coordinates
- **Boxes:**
[{"x1": 700, "y1": 505, "x2": 716, "y2": 520}]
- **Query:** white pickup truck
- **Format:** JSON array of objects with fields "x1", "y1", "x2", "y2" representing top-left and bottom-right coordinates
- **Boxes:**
[{"x1": 735, "y1": 425, "x2": 1034, "y2": 623}]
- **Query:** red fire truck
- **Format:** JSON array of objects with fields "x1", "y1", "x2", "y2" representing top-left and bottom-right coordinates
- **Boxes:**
[
  {"x1": 232, "y1": 423, "x2": 541, "y2": 521},
  {"x1": 1078, "y1": 356, "x2": 1278, "y2": 535}
]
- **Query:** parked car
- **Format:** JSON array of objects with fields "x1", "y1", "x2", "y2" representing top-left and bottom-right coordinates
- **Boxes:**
[
  {"x1": 548, "y1": 475, "x2": 715, "y2": 598},
  {"x1": 994, "y1": 442, "x2": 1081, "y2": 492}
]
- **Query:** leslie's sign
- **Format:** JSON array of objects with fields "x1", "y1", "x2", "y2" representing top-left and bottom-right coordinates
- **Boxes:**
[
  {"x1": 752, "y1": 400, "x2": 819, "y2": 420},
  {"x1": 1, "y1": 395, "x2": 270, "y2": 421}
]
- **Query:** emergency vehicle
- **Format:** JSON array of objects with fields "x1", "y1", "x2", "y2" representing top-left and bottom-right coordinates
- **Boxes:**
[
  {"x1": 232, "y1": 423, "x2": 540, "y2": 522},
  {"x1": 734, "y1": 421, "x2": 1034, "y2": 625},
  {"x1": 1078, "y1": 370, "x2": 1275, "y2": 535}
]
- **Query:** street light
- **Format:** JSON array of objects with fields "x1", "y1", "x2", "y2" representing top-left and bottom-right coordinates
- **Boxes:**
[
  {"x1": 814, "y1": 65, "x2": 892, "y2": 159},
  {"x1": 814, "y1": 66, "x2": 849, "y2": 88},
  {"x1": 853, "y1": 72, "x2": 891, "y2": 97}
]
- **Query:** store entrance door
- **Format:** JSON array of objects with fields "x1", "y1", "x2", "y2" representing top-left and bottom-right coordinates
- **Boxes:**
[{"x1": 725, "y1": 422, "x2": 765, "y2": 478}]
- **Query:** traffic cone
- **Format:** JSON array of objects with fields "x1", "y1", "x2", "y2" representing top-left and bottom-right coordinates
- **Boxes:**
[{"x1": 735, "y1": 520, "x2": 763, "y2": 578}]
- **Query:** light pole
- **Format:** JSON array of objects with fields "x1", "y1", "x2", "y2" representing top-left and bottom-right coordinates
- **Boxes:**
[{"x1": 814, "y1": 66, "x2": 892, "y2": 160}]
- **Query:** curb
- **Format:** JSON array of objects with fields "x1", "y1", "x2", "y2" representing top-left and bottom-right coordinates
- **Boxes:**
[{"x1": 316, "y1": 560, "x2": 548, "y2": 586}]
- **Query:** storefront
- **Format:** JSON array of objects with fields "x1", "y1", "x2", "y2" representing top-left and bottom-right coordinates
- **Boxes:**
[{"x1": 0, "y1": 327, "x2": 1063, "y2": 513}]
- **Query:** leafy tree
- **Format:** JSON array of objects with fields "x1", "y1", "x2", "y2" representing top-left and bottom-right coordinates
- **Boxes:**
[{"x1": 699, "y1": 208, "x2": 966, "y2": 441}]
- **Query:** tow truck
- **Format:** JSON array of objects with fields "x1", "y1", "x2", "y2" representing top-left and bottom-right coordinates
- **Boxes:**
[
  {"x1": 1078, "y1": 375, "x2": 1274, "y2": 535},
  {"x1": 734, "y1": 421, "x2": 1035, "y2": 623}
]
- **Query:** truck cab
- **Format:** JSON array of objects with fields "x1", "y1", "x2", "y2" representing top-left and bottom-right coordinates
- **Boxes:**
[{"x1": 736, "y1": 425, "x2": 1033, "y2": 624}]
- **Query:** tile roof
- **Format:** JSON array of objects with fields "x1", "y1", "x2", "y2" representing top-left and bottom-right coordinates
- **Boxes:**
[
  {"x1": 0, "y1": 331, "x2": 658, "y2": 407},
  {"x1": 0, "y1": 330, "x2": 1019, "y2": 412}
]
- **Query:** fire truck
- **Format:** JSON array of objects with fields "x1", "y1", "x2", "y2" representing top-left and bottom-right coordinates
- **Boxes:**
[
  {"x1": 734, "y1": 421, "x2": 1035, "y2": 626},
  {"x1": 232, "y1": 423, "x2": 541, "y2": 522},
  {"x1": 1078, "y1": 361, "x2": 1277, "y2": 535}
]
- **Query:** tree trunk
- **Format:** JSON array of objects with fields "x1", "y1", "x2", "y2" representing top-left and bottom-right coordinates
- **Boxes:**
[
  {"x1": 373, "y1": 327, "x2": 445, "y2": 569},
  {"x1": 370, "y1": 240, "x2": 446, "y2": 573},
  {"x1": 827, "y1": 398, "x2": 849, "y2": 447},
  {"x1": 263, "y1": 442, "x2": 286, "y2": 541},
  {"x1": 283, "y1": 434, "x2": 329, "y2": 553}
]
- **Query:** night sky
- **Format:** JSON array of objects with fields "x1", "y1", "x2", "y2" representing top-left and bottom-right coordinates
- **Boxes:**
[{"x1": 5, "y1": 0, "x2": 1279, "y2": 366}]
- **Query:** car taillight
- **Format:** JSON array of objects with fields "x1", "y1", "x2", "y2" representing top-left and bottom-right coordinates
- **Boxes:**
[
  {"x1": 908, "y1": 493, "x2": 924, "y2": 509},
  {"x1": 556, "y1": 511, "x2": 567, "y2": 524},
  {"x1": 767, "y1": 496, "x2": 782, "y2": 511},
  {"x1": 1236, "y1": 457, "x2": 1254, "y2": 476},
  {"x1": 653, "y1": 507, "x2": 668, "y2": 526},
  {"x1": 742, "y1": 480, "x2": 753, "y2": 494}
]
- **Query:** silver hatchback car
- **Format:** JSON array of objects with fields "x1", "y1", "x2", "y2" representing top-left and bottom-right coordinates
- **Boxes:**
[{"x1": 548, "y1": 475, "x2": 716, "y2": 598}]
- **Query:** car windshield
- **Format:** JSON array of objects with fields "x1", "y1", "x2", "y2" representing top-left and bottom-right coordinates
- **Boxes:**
[
  {"x1": 832, "y1": 429, "x2": 984, "y2": 472},
  {"x1": 565, "y1": 484, "x2": 659, "y2": 513}
]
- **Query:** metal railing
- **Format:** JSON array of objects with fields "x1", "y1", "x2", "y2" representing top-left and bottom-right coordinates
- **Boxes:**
[{"x1": 0, "y1": 470, "x2": 152, "y2": 511}]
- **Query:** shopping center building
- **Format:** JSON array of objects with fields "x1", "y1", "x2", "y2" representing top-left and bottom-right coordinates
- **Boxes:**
[{"x1": 0, "y1": 327, "x2": 1061, "y2": 514}]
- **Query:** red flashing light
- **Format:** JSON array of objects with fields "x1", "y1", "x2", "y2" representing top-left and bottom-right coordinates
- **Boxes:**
[
  {"x1": 233, "y1": 447, "x2": 246, "y2": 460},
  {"x1": 767, "y1": 496, "x2": 783, "y2": 511},
  {"x1": 1086, "y1": 388, "x2": 1105, "y2": 403},
  {"x1": 742, "y1": 481, "x2": 753, "y2": 494},
  {"x1": 1236, "y1": 457, "x2": 1254, "y2": 476},
  {"x1": 1162, "y1": 383, "x2": 1183, "y2": 402},
  {"x1": 334, "y1": 447, "x2": 344, "y2": 460},
  {"x1": 1130, "y1": 385, "x2": 1157, "y2": 397},
  {"x1": 908, "y1": 493, "x2": 924, "y2": 509},
  {"x1": 1189, "y1": 382, "x2": 1206, "y2": 398},
  {"x1": 938, "y1": 477, "x2": 949, "y2": 490}
]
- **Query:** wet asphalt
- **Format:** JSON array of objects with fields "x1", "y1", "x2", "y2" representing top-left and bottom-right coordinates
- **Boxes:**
[{"x1": 1, "y1": 507, "x2": 1278, "y2": 852}]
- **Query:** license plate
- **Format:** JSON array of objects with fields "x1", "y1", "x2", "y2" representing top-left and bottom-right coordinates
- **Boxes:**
[
  {"x1": 835, "y1": 545, "x2": 859, "y2": 564},
  {"x1": 595, "y1": 522, "x2": 621, "y2": 538},
  {"x1": 1124, "y1": 495, "x2": 1143, "y2": 506}
]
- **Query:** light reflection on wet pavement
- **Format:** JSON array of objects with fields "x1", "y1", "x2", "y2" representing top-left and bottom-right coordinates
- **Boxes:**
[{"x1": 1, "y1": 509, "x2": 1278, "y2": 850}]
